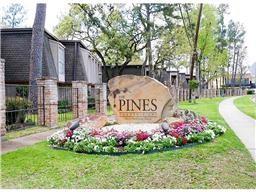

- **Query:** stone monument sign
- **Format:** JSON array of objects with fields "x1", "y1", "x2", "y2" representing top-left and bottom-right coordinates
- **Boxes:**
[{"x1": 108, "y1": 75, "x2": 176, "y2": 123}]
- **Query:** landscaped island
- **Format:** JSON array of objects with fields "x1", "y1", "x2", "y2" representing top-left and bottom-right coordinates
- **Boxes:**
[{"x1": 48, "y1": 109, "x2": 226, "y2": 154}]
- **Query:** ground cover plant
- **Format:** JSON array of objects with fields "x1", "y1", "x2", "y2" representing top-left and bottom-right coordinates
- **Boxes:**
[{"x1": 48, "y1": 110, "x2": 226, "y2": 154}]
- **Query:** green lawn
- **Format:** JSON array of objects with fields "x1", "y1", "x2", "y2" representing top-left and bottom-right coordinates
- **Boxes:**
[
  {"x1": 234, "y1": 95, "x2": 256, "y2": 119},
  {"x1": 4, "y1": 126, "x2": 52, "y2": 141},
  {"x1": 1, "y1": 97, "x2": 256, "y2": 189}
]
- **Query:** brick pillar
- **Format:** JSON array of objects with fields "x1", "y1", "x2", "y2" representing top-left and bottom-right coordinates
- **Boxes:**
[
  {"x1": 72, "y1": 81, "x2": 88, "y2": 118},
  {"x1": 0, "y1": 59, "x2": 6, "y2": 136},
  {"x1": 37, "y1": 78, "x2": 58, "y2": 128},
  {"x1": 95, "y1": 83, "x2": 107, "y2": 114}
]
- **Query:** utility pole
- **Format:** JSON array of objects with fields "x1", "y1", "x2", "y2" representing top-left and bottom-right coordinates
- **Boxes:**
[{"x1": 189, "y1": 4, "x2": 203, "y2": 102}]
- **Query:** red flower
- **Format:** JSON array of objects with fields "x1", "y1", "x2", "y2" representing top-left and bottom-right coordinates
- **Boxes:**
[
  {"x1": 201, "y1": 116, "x2": 208, "y2": 124},
  {"x1": 169, "y1": 130, "x2": 180, "y2": 138},
  {"x1": 136, "y1": 131, "x2": 150, "y2": 141},
  {"x1": 182, "y1": 137, "x2": 187, "y2": 145},
  {"x1": 66, "y1": 130, "x2": 73, "y2": 137},
  {"x1": 170, "y1": 121, "x2": 184, "y2": 129}
]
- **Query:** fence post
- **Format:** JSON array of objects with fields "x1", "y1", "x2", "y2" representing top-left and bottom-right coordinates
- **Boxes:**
[
  {"x1": 72, "y1": 81, "x2": 88, "y2": 119},
  {"x1": 0, "y1": 59, "x2": 6, "y2": 136},
  {"x1": 95, "y1": 83, "x2": 107, "y2": 114},
  {"x1": 180, "y1": 88, "x2": 183, "y2": 101},
  {"x1": 37, "y1": 78, "x2": 58, "y2": 128}
]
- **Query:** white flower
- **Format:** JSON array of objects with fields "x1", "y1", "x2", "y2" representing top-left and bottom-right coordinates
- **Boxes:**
[{"x1": 205, "y1": 129, "x2": 215, "y2": 139}]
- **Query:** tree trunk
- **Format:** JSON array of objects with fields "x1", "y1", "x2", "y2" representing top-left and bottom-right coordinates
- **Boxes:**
[
  {"x1": 188, "y1": 4, "x2": 203, "y2": 102},
  {"x1": 141, "y1": 54, "x2": 147, "y2": 75},
  {"x1": 176, "y1": 70, "x2": 180, "y2": 102},
  {"x1": 29, "y1": 3, "x2": 46, "y2": 106},
  {"x1": 145, "y1": 4, "x2": 153, "y2": 77},
  {"x1": 119, "y1": 58, "x2": 131, "y2": 75},
  {"x1": 231, "y1": 46, "x2": 237, "y2": 87},
  {"x1": 233, "y1": 49, "x2": 240, "y2": 87},
  {"x1": 148, "y1": 40, "x2": 153, "y2": 77}
]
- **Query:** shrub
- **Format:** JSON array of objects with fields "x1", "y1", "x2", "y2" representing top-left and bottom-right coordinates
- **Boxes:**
[
  {"x1": 58, "y1": 99, "x2": 71, "y2": 113},
  {"x1": 6, "y1": 97, "x2": 32, "y2": 127},
  {"x1": 246, "y1": 89, "x2": 255, "y2": 95},
  {"x1": 189, "y1": 80, "x2": 199, "y2": 90},
  {"x1": 16, "y1": 86, "x2": 29, "y2": 97},
  {"x1": 88, "y1": 97, "x2": 95, "y2": 109}
]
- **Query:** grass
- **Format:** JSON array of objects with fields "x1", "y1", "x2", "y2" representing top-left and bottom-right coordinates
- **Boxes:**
[
  {"x1": 4, "y1": 126, "x2": 52, "y2": 141},
  {"x1": 1, "y1": 97, "x2": 256, "y2": 189},
  {"x1": 234, "y1": 95, "x2": 256, "y2": 119}
]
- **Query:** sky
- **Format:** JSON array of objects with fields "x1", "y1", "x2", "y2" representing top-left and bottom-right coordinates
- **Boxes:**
[{"x1": 1, "y1": 0, "x2": 256, "y2": 68}]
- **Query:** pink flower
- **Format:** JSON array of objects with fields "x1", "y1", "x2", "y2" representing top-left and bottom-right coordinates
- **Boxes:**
[{"x1": 90, "y1": 129, "x2": 102, "y2": 136}]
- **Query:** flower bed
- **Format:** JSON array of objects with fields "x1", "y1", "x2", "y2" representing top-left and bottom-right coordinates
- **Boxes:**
[{"x1": 48, "y1": 110, "x2": 226, "y2": 154}]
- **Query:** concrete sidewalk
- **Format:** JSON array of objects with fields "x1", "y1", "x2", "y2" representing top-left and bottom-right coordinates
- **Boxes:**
[
  {"x1": 1, "y1": 128, "x2": 60, "y2": 154},
  {"x1": 219, "y1": 96, "x2": 256, "y2": 161}
]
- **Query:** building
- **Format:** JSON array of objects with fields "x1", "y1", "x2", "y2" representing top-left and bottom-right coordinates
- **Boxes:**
[
  {"x1": 60, "y1": 40, "x2": 102, "y2": 85},
  {"x1": 1, "y1": 28, "x2": 102, "y2": 85},
  {"x1": 102, "y1": 65, "x2": 148, "y2": 83}
]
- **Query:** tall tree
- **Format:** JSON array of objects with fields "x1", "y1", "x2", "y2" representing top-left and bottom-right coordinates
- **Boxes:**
[
  {"x1": 216, "y1": 4, "x2": 229, "y2": 86},
  {"x1": 1, "y1": 3, "x2": 26, "y2": 28},
  {"x1": 227, "y1": 20, "x2": 246, "y2": 87},
  {"x1": 29, "y1": 4, "x2": 46, "y2": 105},
  {"x1": 54, "y1": 4, "x2": 146, "y2": 81},
  {"x1": 132, "y1": 4, "x2": 163, "y2": 77}
]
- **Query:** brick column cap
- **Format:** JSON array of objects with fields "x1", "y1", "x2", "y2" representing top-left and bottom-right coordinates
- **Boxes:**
[
  {"x1": 72, "y1": 80, "x2": 88, "y2": 84},
  {"x1": 95, "y1": 83, "x2": 107, "y2": 86},
  {"x1": 36, "y1": 77, "x2": 58, "y2": 82},
  {"x1": 36, "y1": 78, "x2": 58, "y2": 86}
]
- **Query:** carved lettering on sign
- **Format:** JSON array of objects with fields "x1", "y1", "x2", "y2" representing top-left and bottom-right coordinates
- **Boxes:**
[{"x1": 108, "y1": 75, "x2": 176, "y2": 123}]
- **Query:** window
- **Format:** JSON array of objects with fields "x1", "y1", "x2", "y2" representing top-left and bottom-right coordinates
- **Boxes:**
[{"x1": 49, "y1": 39, "x2": 65, "y2": 82}]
